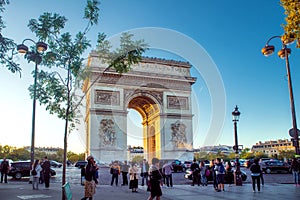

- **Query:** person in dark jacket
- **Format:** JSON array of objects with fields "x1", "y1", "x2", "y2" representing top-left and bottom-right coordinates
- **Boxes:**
[
  {"x1": 249, "y1": 158, "x2": 262, "y2": 192},
  {"x1": 41, "y1": 156, "x2": 51, "y2": 189},
  {"x1": 291, "y1": 158, "x2": 300, "y2": 186},
  {"x1": 190, "y1": 159, "x2": 200, "y2": 186},
  {"x1": 121, "y1": 160, "x2": 130, "y2": 186},
  {"x1": 0, "y1": 157, "x2": 9, "y2": 183},
  {"x1": 81, "y1": 156, "x2": 98, "y2": 200},
  {"x1": 148, "y1": 157, "x2": 163, "y2": 200}
]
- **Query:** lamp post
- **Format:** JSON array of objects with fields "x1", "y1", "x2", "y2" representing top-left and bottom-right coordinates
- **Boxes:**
[
  {"x1": 17, "y1": 39, "x2": 47, "y2": 166},
  {"x1": 232, "y1": 105, "x2": 242, "y2": 186},
  {"x1": 261, "y1": 36, "x2": 300, "y2": 155}
]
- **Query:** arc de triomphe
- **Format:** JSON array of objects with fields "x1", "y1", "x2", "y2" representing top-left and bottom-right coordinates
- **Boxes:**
[{"x1": 83, "y1": 52, "x2": 196, "y2": 163}]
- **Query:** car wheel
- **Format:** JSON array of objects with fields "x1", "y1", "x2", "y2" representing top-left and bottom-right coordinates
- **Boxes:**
[
  {"x1": 14, "y1": 172, "x2": 22, "y2": 180},
  {"x1": 265, "y1": 168, "x2": 271, "y2": 174}
]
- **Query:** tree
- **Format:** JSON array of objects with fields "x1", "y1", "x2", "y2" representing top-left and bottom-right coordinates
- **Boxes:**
[
  {"x1": 0, "y1": 0, "x2": 21, "y2": 74},
  {"x1": 22, "y1": 0, "x2": 147, "y2": 196},
  {"x1": 132, "y1": 155, "x2": 144, "y2": 164},
  {"x1": 280, "y1": 0, "x2": 300, "y2": 46}
]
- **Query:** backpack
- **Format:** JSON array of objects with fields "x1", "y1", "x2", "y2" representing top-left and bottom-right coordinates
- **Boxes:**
[
  {"x1": 219, "y1": 164, "x2": 225, "y2": 173},
  {"x1": 31, "y1": 168, "x2": 37, "y2": 176},
  {"x1": 205, "y1": 169, "x2": 210, "y2": 177}
]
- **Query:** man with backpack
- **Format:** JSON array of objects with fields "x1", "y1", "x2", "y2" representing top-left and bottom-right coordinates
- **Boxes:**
[
  {"x1": 110, "y1": 161, "x2": 120, "y2": 186},
  {"x1": 214, "y1": 158, "x2": 225, "y2": 192}
]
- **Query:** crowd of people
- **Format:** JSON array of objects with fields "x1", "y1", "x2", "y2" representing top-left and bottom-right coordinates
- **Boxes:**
[{"x1": 2, "y1": 155, "x2": 300, "y2": 199}]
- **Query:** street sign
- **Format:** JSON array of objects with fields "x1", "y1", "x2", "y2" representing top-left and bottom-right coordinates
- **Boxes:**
[{"x1": 289, "y1": 128, "x2": 300, "y2": 138}]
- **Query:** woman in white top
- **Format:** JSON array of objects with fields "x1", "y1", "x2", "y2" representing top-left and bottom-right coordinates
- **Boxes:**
[{"x1": 32, "y1": 159, "x2": 42, "y2": 190}]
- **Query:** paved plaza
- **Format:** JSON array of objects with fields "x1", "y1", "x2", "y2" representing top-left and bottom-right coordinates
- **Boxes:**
[{"x1": 0, "y1": 181, "x2": 299, "y2": 200}]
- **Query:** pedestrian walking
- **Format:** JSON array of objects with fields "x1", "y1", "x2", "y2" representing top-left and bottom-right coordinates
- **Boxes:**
[
  {"x1": 199, "y1": 161, "x2": 207, "y2": 186},
  {"x1": 141, "y1": 159, "x2": 149, "y2": 186},
  {"x1": 162, "y1": 161, "x2": 173, "y2": 187},
  {"x1": 129, "y1": 162, "x2": 139, "y2": 192},
  {"x1": 210, "y1": 160, "x2": 218, "y2": 191},
  {"x1": 41, "y1": 156, "x2": 51, "y2": 189},
  {"x1": 121, "y1": 160, "x2": 130, "y2": 186},
  {"x1": 214, "y1": 158, "x2": 225, "y2": 192},
  {"x1": 225, "y1": 161, "x2": 233, "y2": 186},
  {"x1": 249, "y1": 158, "x2": 262, "y2": 192},
  {"x1": 0, "y1": 157, "x2": 9, "y2": 183},
  {"x1": 259, "y1": 158, "x2": 264, "y2": 186},
  {"x1": 190, "y1": 159, "x2": 200, "y2": 186},
  {"x1": 81, "y1": 155, "x2": 98, "y2": 200},
  {"x1": 110, "y1": 161, "x2": 120, "y2": 186},
  {"x1": 290, "y1": 158, "x2": 300, "y2": 186},
  {"x1": 148, "y1": 157, "x2": 163, "y2": 200},
  {"x1": 31, "y1": 159, "x2": 42, "y2": 190}
]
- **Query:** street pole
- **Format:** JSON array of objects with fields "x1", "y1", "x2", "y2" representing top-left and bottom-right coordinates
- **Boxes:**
[
  {"x1": 30, "y1": 61, "x2": 38, "y2": 166},
  {"x1": 284, "y1": 47, "x2": 300, "y2": 155},
  {"x1": 234, "y1": 120, "x2": 242, "y2": 186}
]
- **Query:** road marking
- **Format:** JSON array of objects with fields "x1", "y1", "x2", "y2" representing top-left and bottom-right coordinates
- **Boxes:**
[{"x1": 17, "y1": 194, "x2": 51, "y2": 199}]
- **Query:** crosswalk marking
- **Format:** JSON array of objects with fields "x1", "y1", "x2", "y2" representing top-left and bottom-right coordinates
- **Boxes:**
[{"x1": 17, "y1": 194, "x2": 52, "y2": 199}]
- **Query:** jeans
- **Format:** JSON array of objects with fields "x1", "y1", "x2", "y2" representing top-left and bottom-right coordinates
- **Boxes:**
[
  {"x1": 141, "y1": 172, "x2": 148, "y2": 186},
  {"x1": 32, "y1": 177, "x2": 39, "y2": 189},
  {"x1": 200, "y1": 173, "x2": 207, "y2": 185},
  {"x1": 111, "y1": 174, "x2": 118, "y2": 186},
  {"x1": 0, "y1": 172, "x2": 8, "y2": 183},
  {"x1": 251, "y1": 175, "x2": 260, "y2": 191},
  {"x1": 165, "y1": 174, "x2": 173, "y2": 187},
  {"x1": 292, "y1": 170, "x2": 299, "y2": 184}
]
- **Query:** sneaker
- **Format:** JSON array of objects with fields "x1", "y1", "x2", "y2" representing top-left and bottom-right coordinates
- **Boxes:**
[{"x1": 253, "y1": 190, "x2": 255, "y2": 193}]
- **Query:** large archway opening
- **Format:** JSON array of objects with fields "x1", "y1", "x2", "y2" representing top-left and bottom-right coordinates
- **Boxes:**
[
  {"x1": 127, "y1": 95, "x2": 161, "y2": 161},
  {"x1": 127, "y1": 109, "x2": 143, "y2": 147}
]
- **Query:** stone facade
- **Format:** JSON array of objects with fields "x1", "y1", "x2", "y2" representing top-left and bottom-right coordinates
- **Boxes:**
[{"x1": 84, "y1": 53, "x2": 196, "y2": 163}]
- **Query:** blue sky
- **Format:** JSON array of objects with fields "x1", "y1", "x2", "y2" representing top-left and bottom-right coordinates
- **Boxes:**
[{"x1": 0, "y1": 1, "x2": 299, "y2": 153}]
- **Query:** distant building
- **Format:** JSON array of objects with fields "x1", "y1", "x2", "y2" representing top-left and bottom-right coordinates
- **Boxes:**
[
  {"x1": 196, "y1": 144, "x2": 236, "y2": 155},
  {"x1": 24, "y1": 146, "x2": 62, "y2": 154},
  {"x1": 251, "y1": 139, "x2": 294, "y2": 157},
  {"x1": 127, "y1": 146, "x2": 144, "y2": 161}
]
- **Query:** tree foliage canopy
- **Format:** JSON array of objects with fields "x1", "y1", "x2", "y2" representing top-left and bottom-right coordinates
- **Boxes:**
[
  {"x1": 280, "y1": 0, "x2": 300, "y2": 47},
  {"x1": 0, "y1": 0, "x2": 21, "y2": 74}
]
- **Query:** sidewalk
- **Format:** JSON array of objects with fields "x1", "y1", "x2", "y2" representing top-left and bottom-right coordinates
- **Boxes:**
[{"x1": 0, "y1": 182, "x2": 299, "y2": 200}]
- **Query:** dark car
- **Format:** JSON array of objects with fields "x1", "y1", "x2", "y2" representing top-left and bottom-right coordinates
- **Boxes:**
[
  {"x1": 160, "y1": 159, "x2": 186, "y2": 173},
  {"x1": 261, "y1": 160, "x2": 290, "y2": 174},
  {"x1": 50, "y1": 160, "x2": 62, "y2": 168},
  {"x1": 171, "y1": 160, "x2": 186, "y2": 172},
  {"x1": 184, "y1": 167, "x2": 247, "y2": 183},
  {"x1": 74, "y1": 161, "x2": 87, "y2": 168},
  {"x1": 8, "y1": 161, "x2": 56, "y2": 180}
]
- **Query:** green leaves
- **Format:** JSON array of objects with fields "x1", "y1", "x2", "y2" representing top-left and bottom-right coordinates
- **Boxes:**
[
  {"x1": 0, "y1": 1, "x2": 21, "y2": 75},
  {"x1": 84, "y1": 0, "x2": 100, "y2": 25},
  {"x1": 96, "y1": 32, "x2": 148, "y2": 73}
]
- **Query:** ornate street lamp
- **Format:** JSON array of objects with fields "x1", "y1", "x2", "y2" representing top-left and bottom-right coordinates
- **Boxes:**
[
  {"x1": 17, "y1": 39, "x2": 48, "y2": 166},
  {"x1": 261, "y1": 36, "x2": 300, "y2": 155},
  {"x1": 232, "y1": 105, "x2": 242, "y2": 186}
]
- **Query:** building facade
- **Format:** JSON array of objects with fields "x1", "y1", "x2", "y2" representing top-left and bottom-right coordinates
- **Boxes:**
[{"x1": 251, "y1": 139, "x2": 294, "y2": 157}]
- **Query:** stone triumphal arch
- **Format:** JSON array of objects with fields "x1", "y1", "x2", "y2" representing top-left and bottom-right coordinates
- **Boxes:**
[{"x1": 83, "y1": 52, "x2": 196, "y2": 163}]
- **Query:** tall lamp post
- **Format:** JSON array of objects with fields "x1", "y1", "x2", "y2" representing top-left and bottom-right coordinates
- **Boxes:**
[
  {"x1": 261, "y1": 36, "x2": 300, "y2": 155},
  {"x1": 232, "y1": 105, "x2": 242, "y2": 186},
  {"x1": 17, "y1": 39, "x2": 48, "y2": 166}
]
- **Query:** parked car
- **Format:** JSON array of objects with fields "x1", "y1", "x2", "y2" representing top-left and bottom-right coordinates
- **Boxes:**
[
  {"x1": 74, "y1": 160, "x2": 88, "y2": 168},
  {"x1": 8, "y1": 161, "x2": 56, "y2": 180},
  {"x1": 261, "y1": 160, "x2": 290, "y2": 174},
  {"x1": 244, "y1": 159, "x2": 254, "y2": 168},
  {"x1": 160, "y1": 159, "x2": 186, "y2": 172},
  {"x1": 183, "y1": 161, "x2": 193, "y2": 169},
  {"x1": 184, "y1": 167, "x2": 247, "y2": 182},
  {"x1": 50, "y1": 160, "x2": 62, "y2": 168}
]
